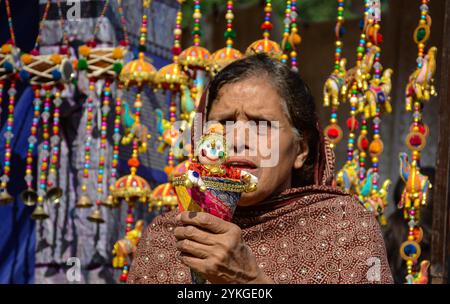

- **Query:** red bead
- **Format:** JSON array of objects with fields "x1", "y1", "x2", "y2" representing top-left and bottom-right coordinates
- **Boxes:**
[
  {"x1": 119, "y1": 40, "x2": 128, "y2": 47},
  {"x1": 261, "y1": 22, "x2": 273, "y2": 30},
  {"x1": 30, "y1": 49, "x2": 40, "y2": 56},
  {"x1": 60, "y1": 45, "x2": 69, "y2": 55},
  {"x1": 409, "y1": 134, "x2": 422, "y2": 146},
  {"x1": 128, "y1": 158, "x2": 140, "y2": 168},
  {"x1": 418, "y1": 124, "x2": 427, "y2": 135},
  {"x1": 119, "y1": 274, "x2": 128, "y2": 282},
  {"x1": 327, "y1": 127, "x2": 340, "y2": 139},
  {"x1": 87, "y1": 40, "x2": 97, "y2": 48},
  {"x1": 346, "y1": 117, "x2": 359, "y2": 130},
  {"x1": 172, "y1": 46, "x2": 182, "y2": 55},
  {"x1": 360, "y1": 137, "x2": 369, "y2": 150}
]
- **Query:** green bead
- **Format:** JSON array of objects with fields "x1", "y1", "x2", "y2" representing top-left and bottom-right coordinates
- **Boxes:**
[
  {"x1": 416, "y1": 28, "x2": 426, "y2": 41},
  {"x1": 192, "y1": 29, "x2": 203, "y2": 37},
  {"x1": 284, "y1": 41, "x2": 292, "y2": 51},
  {"x1": 113, "y1": 62, "x2": 123, "y2": 74},
  {"x1": 77, "y1": 58, "x2": 88, "y2": 70},
  {"x1": 224, "y1": 29, "x2": 236, "y2": 39},
  {"x1": 357, "y1": 46, "x2": 365, "y2": 53},
  {"x1": 138, "y1": 45, "x2": 147, "y2": 52}
]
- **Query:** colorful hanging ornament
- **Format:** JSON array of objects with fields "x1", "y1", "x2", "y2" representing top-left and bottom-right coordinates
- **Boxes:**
[
  {"x1": 74, "y1": 0, "x2": 129, "y2": 224},
  {"x1": 280, "y1": 0, "x2": 301, "y2": 71},
  {"x1": 154, "y1": 0, "x2": 192, "y2": 177},
  {"x1": 209, "y1": 0, "x2": 243, "y2": 75},
  {"x1": 0, "y1": 0, "x2": 21, "y2": 205},
  {"x1": 111, "y1": 0, "x2": 155, "y2": 284},
  {"x1": 337, "y1": 0, "x2": 371, "y2": 194},
  {"x1": 399, "y1": 0, "x2": 435, "y2": 285},
  {"x1": 17, "y1": 0, "x2": 73, "y2": 218},
  {"x1": 178, "y1": 0, "x2": 210, "y2": 109},
  {"x1": 245, "y1": 0, "x2": 282, "y2": 60},
  {"x1": 358, "y1": 1, "x2": 393, "y2": 225},
  {"x1": 323, "y1": 0, "x2": 346, "y2": 149}
]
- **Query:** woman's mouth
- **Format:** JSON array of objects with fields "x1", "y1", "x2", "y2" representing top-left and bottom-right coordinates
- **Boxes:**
[{"x1": 225, "y1": 158, "x2": 258, "y2": 171}]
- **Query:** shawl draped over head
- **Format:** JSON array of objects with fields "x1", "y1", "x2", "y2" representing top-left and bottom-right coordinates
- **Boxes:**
[{"x1": 127, "y1": 85, "x2": 393, "y2": 284}]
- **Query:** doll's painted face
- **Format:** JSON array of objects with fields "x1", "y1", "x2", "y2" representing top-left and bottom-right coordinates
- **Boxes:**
[{"x1": 197, "y1": 134, "x2": 227, "y2": 166}]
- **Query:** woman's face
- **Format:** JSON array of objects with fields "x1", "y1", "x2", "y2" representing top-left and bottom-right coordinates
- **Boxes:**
[{"x1": 208, "y1": 76, "x2": 309, "y2": 206}]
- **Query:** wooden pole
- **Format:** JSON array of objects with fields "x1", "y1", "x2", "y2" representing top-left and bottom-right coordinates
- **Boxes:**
[{"x1": 430, "y1": 0, "x2": 450, "y2": 285}]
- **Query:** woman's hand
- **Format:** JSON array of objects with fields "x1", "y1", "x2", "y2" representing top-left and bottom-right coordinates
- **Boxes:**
[{"x1": 174, "y1": 211, "x2": 273, "y2": 284}]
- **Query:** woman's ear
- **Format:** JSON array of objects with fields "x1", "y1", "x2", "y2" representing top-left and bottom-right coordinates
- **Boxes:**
[{"x1": 294, "y1": 140, "x2": 309, "y2": 170}]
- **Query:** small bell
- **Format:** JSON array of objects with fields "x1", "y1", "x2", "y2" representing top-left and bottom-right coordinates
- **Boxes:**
[
  {"x1": 46, "y1": 186, "x2": 63, "y2": 205},
  {"x1": 87, "y1": 208, "x2": 105, "y2": 223},
  {"x1": 31, "y1": 204, "x2": 49, "y2": 220},
  {"x1": 76, "y1": 195, "x2": 93, "y2": 208},
  {"x1": 0, "y1": 190, "x2": 14, "y2": 205},
  {"x1": 101, "y1": 195, "x2": 118, "y2": 208},
  {"x1": 21, "y1": 189, "x2": 38, "y2": 207}
]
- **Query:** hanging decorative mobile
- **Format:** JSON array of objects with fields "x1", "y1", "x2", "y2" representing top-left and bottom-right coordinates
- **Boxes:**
[
  {"x1": 357, "y1": 0, "x2": 393, "y2": 225},
  {"x1": 280, "y1": 0, "x2": 301, "y2": 71},
  {"x1": 0, "y1": 0, "x2": 20, "y2": 205},
  {"x1": 336, "y1": 0, "x2": 371, "y2": 195},
  {"x1": 111, "y1": 0, "x2": 155, "y2": 283},
  {"x1": 74, "y1": 0, "x2": 129, "y2": 224},
  {"x1": 18, "y1": 0, "x2": 74, "y2": 219},
  {"x1": 323, "y1": 0, "x2": 346, "y2": 149},
  {"x1": 208, "y1": 0, "x2": 243, "y2": 75},
  {"x1": 245, "y1": 0, "x2": 283, "y2": 60},
  {"x1": 178, "y1": 0, "x2": 210, "y2": 109},
  {"x1": 399, "y1": 0, "x2": 435, "y2": 285},
  {"x1": 154, "y1": 0, "x2": 191, "y2": 177}
]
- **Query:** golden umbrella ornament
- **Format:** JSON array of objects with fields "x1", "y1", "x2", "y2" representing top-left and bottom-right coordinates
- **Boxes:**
[
  {"x1": 245, "y1": 0, "x2": 283, "y2": 60},
  {"x1": 208, "y1": 0, "x2": 243, "y2": 75}
]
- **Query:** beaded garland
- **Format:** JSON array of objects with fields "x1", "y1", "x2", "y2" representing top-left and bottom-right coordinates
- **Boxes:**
[
  {"x1": 399, "y1": 0, "x2": 436, "y2": 285},
  {"x1": 362, "y1": 1, "x2": 391, "y2": 224},
  {"x1": 21, "y1": 87, "x2": 42, "y2": 207},
  {"x1": 323, "y1": 0, "x2": 346, "y2": 149},
  {"x1": 0, "y1": 0, "x2": 20, "y2": 205},
  {"x1": 336, "y1": 0, "x2": 370, "y2": 196},
  {"x1": 281, "y1": 0, "x2": 301, "y2": 71},
  {"x1": 76, "y1": 80, "x2": 95, "y2": 209},
  {"x1": 112, "y1": 0, "x2": 155, "y2": 284}
]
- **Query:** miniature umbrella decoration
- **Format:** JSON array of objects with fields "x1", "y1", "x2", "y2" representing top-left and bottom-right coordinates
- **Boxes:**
[
  {"x1": 245, "y1": 0, "x2": 283, "y2": 60},
  {"x1": 208, "y1": 0, "x2": 243, "y2": 75}
]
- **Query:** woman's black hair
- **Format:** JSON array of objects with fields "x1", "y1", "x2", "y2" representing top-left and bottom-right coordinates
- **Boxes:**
[{"x1": 206, "y1": 53, "x2": 320, "y2": 187}]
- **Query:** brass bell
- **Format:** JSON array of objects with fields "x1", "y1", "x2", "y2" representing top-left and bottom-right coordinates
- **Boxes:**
[
  {"x1": 0, "y1": 190, "x2": 14, "y2": 205},
  {"x1": 21, "y1": 189, "x2": 38, "y2": 207},
  {"x1": 46, "y1": 187, "x2": 63, "y2": 205},
  {"x1": 101, "y1": 195, "x2": 118, "y2": 208},
  {"x1": 31, "y1": 204, "x2": 49, "y2": 220},
  {"x1": 76, "y1": 195, "x2": 93, "y2": 208},
  {"x1": 87, "y1": 208, "x2": 105, "y2": 223}
]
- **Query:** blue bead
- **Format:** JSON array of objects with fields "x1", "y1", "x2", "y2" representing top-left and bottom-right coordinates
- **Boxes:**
[
  {"x1": 404, "y1": 244, "x2": 417, "y2": 255},
  {"x1": 192, "y1": 171, "x2": 199, "y2": 178}
]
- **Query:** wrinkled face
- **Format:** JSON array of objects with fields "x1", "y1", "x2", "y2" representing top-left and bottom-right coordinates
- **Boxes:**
[
  {"x1": 208, "y1": 75, "x2": 309, "y2": 206},
  {"x1": 197, "y1": 134, "x2": 227, "y2": 166}
]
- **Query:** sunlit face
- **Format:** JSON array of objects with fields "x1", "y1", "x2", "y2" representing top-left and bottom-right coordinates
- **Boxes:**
[
  {"x1": 197, "y1": 134, "x2": 227, "y2": 166},
  {"x1": 208, "y1": 75, "x2": 309, "y2": 206}
]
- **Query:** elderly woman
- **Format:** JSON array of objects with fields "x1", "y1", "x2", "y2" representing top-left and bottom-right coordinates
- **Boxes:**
[{"x1": 128, "y1": 54, "x2": 393, "y2": 284}]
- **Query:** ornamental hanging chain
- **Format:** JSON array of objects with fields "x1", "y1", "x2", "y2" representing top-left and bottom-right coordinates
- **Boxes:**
[{"x1": 399, "y1": 0, "x2": 436, "y2": 284}]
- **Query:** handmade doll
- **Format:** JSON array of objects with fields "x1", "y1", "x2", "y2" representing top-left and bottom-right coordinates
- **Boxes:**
[{"x1": 173, "y1": 123, "x2": 258, "y2": 222}]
